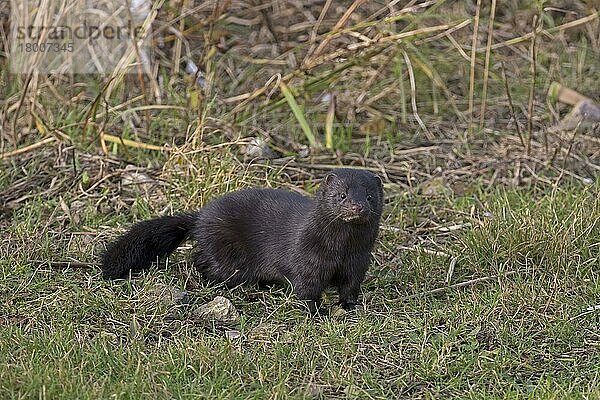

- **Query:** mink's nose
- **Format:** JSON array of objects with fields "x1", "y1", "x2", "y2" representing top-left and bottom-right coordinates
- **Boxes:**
[{"x1": 351, "y1": 203, "x2": 364, "y2": 213}]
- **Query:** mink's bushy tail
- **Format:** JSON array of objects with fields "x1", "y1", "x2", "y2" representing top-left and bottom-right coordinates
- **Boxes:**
[{"x1": 101, "y1": 213, "x2": 197, "y2": 279}]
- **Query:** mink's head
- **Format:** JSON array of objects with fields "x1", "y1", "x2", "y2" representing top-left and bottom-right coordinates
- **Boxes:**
[{"x1": 316, "y1": 168, "x2": 384, "y2": 225}]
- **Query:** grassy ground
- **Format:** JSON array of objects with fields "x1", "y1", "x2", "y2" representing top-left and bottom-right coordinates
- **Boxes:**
[
  {"x1": 1, "y1": 0, "x2": 600, "y2": 398},
  {"x1": 1, "y1": 165, "x2": 598, "y2": 398}
]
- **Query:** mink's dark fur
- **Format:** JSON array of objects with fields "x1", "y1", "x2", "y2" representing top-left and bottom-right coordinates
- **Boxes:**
[{"x1": 102, "y1": 168, "x2": 384, "y2": 313}]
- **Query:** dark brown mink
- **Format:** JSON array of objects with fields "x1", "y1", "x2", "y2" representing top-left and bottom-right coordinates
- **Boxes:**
[{"x1": 101, "y1": 168, "x2": 384, "y2": 313}]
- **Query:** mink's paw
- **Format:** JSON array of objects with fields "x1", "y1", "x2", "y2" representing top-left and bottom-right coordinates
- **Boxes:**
[
  {"x1": 315, "y1": 307, "x2": 330, "y2": 318},
  {"x1": 301, "y1": 300, "x2": 329, "y2": 317},
  {"x1": 339, "y1": 300, "x2": 357, "y2": 311}
]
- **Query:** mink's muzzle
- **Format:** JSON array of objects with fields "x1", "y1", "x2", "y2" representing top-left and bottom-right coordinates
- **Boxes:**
[{"x1": 339, "y1": 202, "x2": 373, "y2": 223}]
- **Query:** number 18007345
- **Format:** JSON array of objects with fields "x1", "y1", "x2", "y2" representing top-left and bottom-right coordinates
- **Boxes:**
[{"x1": 17, "y1": 42, "x2": 74, "y2": 53}]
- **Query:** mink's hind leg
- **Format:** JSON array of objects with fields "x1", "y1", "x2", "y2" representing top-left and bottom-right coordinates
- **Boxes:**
[{"x1": 190, "y1": 248, "x2": 250, "y2": 287}]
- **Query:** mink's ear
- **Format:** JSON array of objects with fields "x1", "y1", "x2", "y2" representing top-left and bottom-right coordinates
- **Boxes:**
[
  {"x1": 323, "y1": 172, "x2": 338, "y2": 185},
  {"x1": 373, "y1": 174, "x2": 383, "y2": 189}
]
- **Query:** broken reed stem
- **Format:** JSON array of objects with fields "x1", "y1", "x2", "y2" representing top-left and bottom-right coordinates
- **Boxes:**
[
  {"x1": 482, "y1": 12, "x2": 598, "y2": 51},
  {"x1": 99, "y1": 129, "x2": 109, "y2": 155},
  {"x1": 99, "y1": 101, "x2": 110, "y2": 155},
  {"x1": 561, "y1": 122, "x2": 581, "y2": 173},
  {"x1": 402, "y1": 50, "x2": 433, "y2": 140},
  {"x1": 325, "y1": 93, "x2": 335, "y2": 149},
  {"x1": 479, "y1": 0, "x2": 497, "y2": 129},
  {"x1": 39, "y1": 261, "x2": 98, "y2": 270},
  {"x1": 548, "y1": 81, "x2": 594, "y2": 105},
  {"x1": 405, "y1": 271, "x2": 517, "y2": 299},
  {"x1": 501, "y1": 62, "x2": 525, "y2": 148},
  {"x1": 303, "y1": 0, "x2": 334, "y2": 65},
  {"x1": 11, "y1": 73, "x2": 34, "y2": 146},
  {"x1": 418, "y1": 19, "x2": 472, "y2": 45},
  {"x1": 397, "y1": 58, "x2": 407, "y2": 125},
  {"x1": 103, "y1": 133, "x2": 171, "y2": 152},
  {"x1": 0, "y1": 137, "x2": 56, "y2": 160},
  {"x1": 172, "y1": 0, "x2": 188, "y2": 76},
  {"x1": 526, "y1": 15, "x2": 538, "y2": 156},
  {"x1": 126, "y1": 0, "x2": 153, "y2": 135},
  {"x1": 468, "y1": 0, "x2": 482, "y2": 133}
]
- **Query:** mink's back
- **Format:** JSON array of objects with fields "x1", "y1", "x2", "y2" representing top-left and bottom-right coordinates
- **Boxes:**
[
  {"x1": 197, "y1": 187, "x2": 311, "y2": 229},
  {"x1": 190, "y1": 188, "x2": 313, "y2": 284}
]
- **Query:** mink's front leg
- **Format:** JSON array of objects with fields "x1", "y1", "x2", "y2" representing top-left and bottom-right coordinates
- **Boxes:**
[
  {"x1": 338, "y1": 281, "x2": 361, "y2": 310},
  {"x1": 292, "y1": 275, "x2": 326, "y2": 316},
  {"x1": 296, "y1": 292, "x2": 324, "y2": 316},
  {"x1": 337, "y1": 255, "x2": 369, "y2": 311}
]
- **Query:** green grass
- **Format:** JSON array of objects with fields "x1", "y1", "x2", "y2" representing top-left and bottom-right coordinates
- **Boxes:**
[
  {"x1": 1, "y1": 2, "x2": 599, "y2": 398},
  {"x1": 1, "y1": 169, "x2": 598, "y2": 399}
]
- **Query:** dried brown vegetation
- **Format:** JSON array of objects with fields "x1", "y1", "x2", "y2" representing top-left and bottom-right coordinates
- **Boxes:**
[{"x1": 0, "y1": 1, "x2": 598, "y2": 190}]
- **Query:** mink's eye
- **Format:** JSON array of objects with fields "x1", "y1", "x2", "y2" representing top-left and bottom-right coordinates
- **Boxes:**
[
  {"x1": 340, "y1": 193, "x2": 347, "y2": 200},
  {"x1": 366, "y1": 194, "x2": 373, "y2": 201}
]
